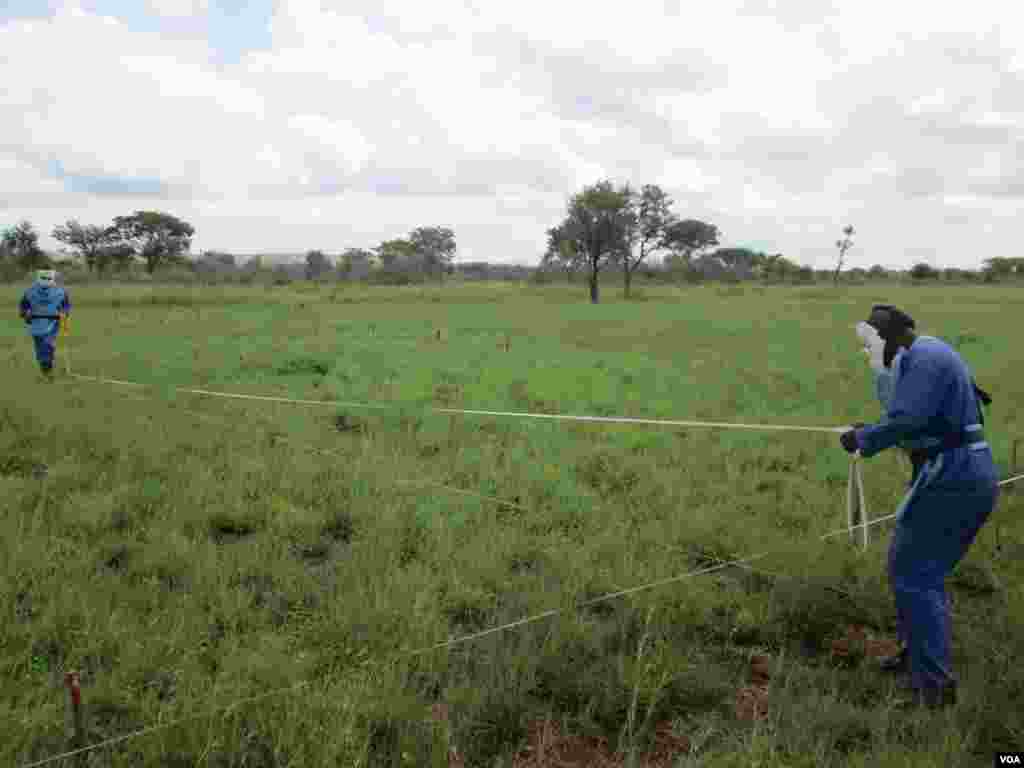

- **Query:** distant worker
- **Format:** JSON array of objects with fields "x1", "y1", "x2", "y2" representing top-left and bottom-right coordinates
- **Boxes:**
[
  {"x1": 840, "y1": 305, "x2": 998, "y2": 709},
  {"x1": 18, "y1": 269, "x2": 71, "y2": 379}
]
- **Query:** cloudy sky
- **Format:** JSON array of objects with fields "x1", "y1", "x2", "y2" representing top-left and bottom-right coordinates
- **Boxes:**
[{"x1": 2, "y1": 0, "x2": 1022, "y2": 269}]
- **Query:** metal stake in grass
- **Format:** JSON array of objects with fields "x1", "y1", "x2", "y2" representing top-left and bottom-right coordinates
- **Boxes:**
[
  {"x1": 999, "y1": 437, "x2": 1021, "y2": 555},
  {"x1": 61, "y1": 313, "x2": 71, "y2": 377},
  {"x1": 64, "y1": 671, "x2": 86, "y2": 766}
]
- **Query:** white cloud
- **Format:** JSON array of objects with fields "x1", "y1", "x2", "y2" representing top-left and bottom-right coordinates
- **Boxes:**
[
  {"x1": 2, "y1": 0, "x2": 1024, "y2": 269},
  {"x1": 146, "y1": 0, "x2": 209, "y2": 18}
]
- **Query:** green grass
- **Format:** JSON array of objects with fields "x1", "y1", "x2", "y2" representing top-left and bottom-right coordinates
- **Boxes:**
[{"x1": 2, "y1": 279, "x2": 1022, "y2": 767}]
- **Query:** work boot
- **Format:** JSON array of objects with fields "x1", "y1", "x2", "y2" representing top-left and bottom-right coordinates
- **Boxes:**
[
  {"x1": 893, "y1": 679, "x2": 958, "y2": 710},
  {"x1": 878, "y1": 648, "x2": 908, "y2": 674}
]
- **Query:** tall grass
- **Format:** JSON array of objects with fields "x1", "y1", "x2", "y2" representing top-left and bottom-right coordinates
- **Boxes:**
[{"x1": 1, "y1": 281, "x2": 1021, "y2": 766}]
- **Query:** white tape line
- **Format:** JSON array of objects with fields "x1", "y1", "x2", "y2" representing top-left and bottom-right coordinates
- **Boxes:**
[{"x1": 70, "y1": 373, "x2": 848, "y2": 433}]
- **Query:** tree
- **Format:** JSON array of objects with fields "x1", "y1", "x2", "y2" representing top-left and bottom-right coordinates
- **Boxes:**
[
  {"x1": 2, "y1": 220, "x2": 48, "y2": 271},
  {"x1": 909, "y1": 262, "x2": 940, "y2": 280},
  {"x1": 409, "y1": 226, "x2": 456, "y2": 284},
  {"x1": 983, "y1": 257, "x2": 1023, "y2": 276},
  {"x1": 552, "y1": 179, "x2": 635, "y2": 304},
  {"x1": 193, "y1": 251, "x2": 237, "y2": 278},
  {"x1": 663, "y1": 219, "x2": 720, "y2": 266},
  {"x1": 51, "y1": 220, "x2": 115, "y2": 274},
  {"x1": 943, "y1": 267, "x2": 966, "y2": 281},
  {"x1": 376, "y1": 239, "x2": 417, "y2": 270},
  {"x1": 760, "y1": 253, "x2": 801, "y2": 283},
  {"x1": 110, "y1": 211, "x2": 195, "y2": 274},
  {"x1": 833, "y1": 225, "x2": 855, "y2": 285},
  {"x1": 615, "y1": 185, "x2": 662, "y2": 298},
  {"x1": 305, "y1": 249, "x2": 331, "y2": 280},
  {"x1": 710, "y1": 247, "x2": 765, "y2": 278},
  {"x1": 339, "y1": 248, "x2": 374, "y2": 280},
  {"x1": 107, "y1": 243, "x2": 138, "y2": 272},
  {"x1": 541, "y1": 224, "x2": 587, "y2": 282},
  {"x1": 868, "y1": 264, "x2": 887, "y2": 279}
]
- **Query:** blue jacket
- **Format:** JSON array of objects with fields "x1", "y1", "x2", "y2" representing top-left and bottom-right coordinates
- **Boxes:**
[
  {"x1": 19, "y1": 283, "x2": 71, "y2": 337},
  {"x1": 873, "y1": 349, "x2": 943, "y2": 454},
  {"x1": 855, "y1": 336, "x2": 996, "y2": 489}
]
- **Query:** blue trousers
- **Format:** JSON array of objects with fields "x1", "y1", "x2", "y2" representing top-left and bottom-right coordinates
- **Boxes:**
[
  {"x1": 31, "y1": 333, "x2": 57, "y2": 371},
  {"x1": 888, "y1": 481, "x2": 998, "y2": 691}
]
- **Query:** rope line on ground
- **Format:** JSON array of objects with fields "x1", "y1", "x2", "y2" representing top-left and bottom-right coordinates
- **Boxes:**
[
  {"x1": 17, "y1": 511, "x2": 910, "y2": 768},
  {"x1": 14, "y1": 373, "x2": 1020, "y2": 767},
  {"x1": 117, "y1": 388, "x2": 537, "y2": 514},
  {"x1": 69, "y1": 373, "x2": 848, "y2": 433}
]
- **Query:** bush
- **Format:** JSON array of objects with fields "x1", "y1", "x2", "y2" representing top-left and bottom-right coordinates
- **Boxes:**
[
  {"x1": 794, "y1": 266, "x2": 815, "y2": 284},
  {"x1": 0, "y1": 262, "x2": 27, "y2": 283},
  {"x1": 364, "y1": 269, "x2": 426, "y2": 286},
  {"x1": 909, "y1": 263, "x2": 940, "y2": 280},
  {"x1": 530, "y1": 269, "x2": 555, "y2": 285}
]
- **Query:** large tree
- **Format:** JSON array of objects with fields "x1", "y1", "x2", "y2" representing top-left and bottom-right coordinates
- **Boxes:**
[
  {"x1": 619, "y1": 184, "x2": 677, "y2": 298},
  {"x1": 663, "y1": 219, "x2": 720, "y2": 265},
  {"x1": 101, "y1": 242, "x2": 138, "y2": 273},
  {"x1": 375, "y1": 238, "x2": 417, "y2": 270},
  {"x1": 52, "y1": 220, "x2": 114, "y2": 274},
  {"x1": 2, "y1": 220, "x2": 48, "y2": 271},
  {"x1": 110, "y1": 211, "x2": 195, "y2": 274},
  {"x1": 409, "y1": 226, "x2": 456, "y2": 284},
  {"x1": 553, "y1": 179, "x2": 635, "y2": 304},
  {"x1": 305, "y1": 249, "x2": 331, "y2": 280}
]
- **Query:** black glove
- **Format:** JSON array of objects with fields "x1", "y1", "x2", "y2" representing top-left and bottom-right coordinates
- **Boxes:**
[{"x1": 840, "y1": 428, "x2": 860, "y2": 454}]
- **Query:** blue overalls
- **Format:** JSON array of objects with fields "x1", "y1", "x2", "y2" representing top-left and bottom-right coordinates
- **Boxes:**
[
  {"x1": 19, "y1": 282, "x2": 71, "y2": 374},
  {"x1": 855, "y1": 336, "x2": 998, "y2": 695}
]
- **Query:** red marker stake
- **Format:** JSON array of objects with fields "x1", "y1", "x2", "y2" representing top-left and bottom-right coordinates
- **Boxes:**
[{"x1": 64, "y1": 671, "x2": 86, "y2": 765}]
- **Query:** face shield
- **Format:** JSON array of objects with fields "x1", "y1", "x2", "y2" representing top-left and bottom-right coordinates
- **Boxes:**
[{"x1": 856, "y1": 321, "x2": 887, "y2": 373}]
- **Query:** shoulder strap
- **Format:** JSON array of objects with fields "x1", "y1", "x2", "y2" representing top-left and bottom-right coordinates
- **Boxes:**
[{"x1": 973, "y1": 380, "x2": 991, "y2": 427}]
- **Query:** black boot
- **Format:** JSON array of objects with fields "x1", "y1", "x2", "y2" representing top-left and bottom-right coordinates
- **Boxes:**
[
  {"x1": 879, "y1": 647, "x2": 908, "y2": 674},
  {"x1": 893, "y1": 679, "x2": 958, "y2": 709}
]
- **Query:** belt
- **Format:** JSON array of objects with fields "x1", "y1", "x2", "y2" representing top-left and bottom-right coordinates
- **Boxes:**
[
  {"x1": 28, "y1": 315, "x2": 61, "y2": 319},
  {"x1": 910, "y1": 424, "x2": 987, "y2": 462}
]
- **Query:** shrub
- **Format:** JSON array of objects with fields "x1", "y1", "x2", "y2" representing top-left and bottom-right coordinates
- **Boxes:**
[{"x1": 909, "y1": 263, "x2": 940, "y2": 280}]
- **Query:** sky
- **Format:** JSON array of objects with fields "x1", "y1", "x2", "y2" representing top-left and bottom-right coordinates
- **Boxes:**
[{"x1": 2, "y1": 0, "x2": 1023, "y2": 269}]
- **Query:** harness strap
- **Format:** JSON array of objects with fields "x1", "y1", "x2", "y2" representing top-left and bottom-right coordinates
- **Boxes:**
[{"x1": 912, "y1": 424, "x2": 987, "y2": 462}]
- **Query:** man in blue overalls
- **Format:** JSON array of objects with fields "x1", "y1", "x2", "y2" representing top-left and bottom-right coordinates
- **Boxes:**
[
  {"x1": 19, "y1": 269, "x2": 71, "y2": 379},
  {"x1": 841, "y1": 305, "x2": 998, "y2": 708}
]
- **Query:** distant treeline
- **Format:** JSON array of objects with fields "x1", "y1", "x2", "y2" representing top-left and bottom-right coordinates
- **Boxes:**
[{"x1": 4, "y1": 187, "x2": 1022, "y2": 295}]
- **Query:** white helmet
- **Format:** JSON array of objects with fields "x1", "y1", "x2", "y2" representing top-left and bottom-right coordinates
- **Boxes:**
[{"x1": 36, "y1": 269, "x2": 56, "y2": 285}]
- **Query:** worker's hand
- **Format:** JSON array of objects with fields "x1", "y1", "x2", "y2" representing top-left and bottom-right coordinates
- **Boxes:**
[{"x1": 840, "y1": 429, "x2": 860, "y2": 454}]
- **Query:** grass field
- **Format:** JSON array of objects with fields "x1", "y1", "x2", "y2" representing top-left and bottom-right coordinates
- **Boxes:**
[{"x1": 2, "y1": 279, "x2": 1022, "y2": 767}]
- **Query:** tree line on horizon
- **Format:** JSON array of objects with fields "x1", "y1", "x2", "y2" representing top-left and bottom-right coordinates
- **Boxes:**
[{"x1": 3, "y1": 183, "x2": 1022, "y2": 297}]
